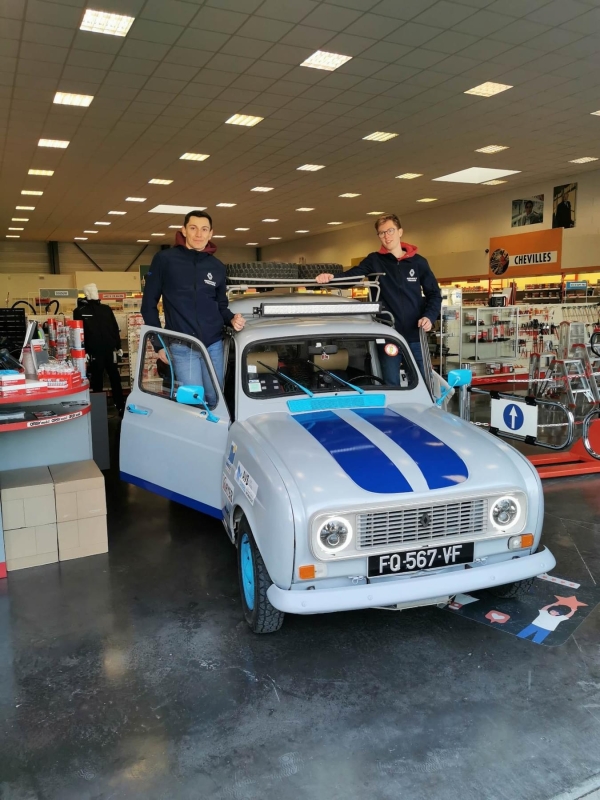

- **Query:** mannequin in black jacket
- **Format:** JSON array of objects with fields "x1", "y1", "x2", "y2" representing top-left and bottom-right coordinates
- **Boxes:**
[{"x1": 73, "y1": 283, "x2": 125, "y2": 414}]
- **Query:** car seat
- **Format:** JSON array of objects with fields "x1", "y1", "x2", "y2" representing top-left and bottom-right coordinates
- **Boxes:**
[{"x1": 312, "y1": 349, "x2": 350, "y2": 388}]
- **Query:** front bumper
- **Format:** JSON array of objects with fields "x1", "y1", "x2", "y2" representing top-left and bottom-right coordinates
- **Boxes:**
[{"x1": 267, "y1": 547, "x2": 555, "y2": 615}]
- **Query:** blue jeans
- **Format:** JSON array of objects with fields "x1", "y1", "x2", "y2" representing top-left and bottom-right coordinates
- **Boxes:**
[
  {"x1": 170, "y1": 340, "x2": 224, "y2": 408},
  {"x1": 517, "y1": 624, "x2": 551, "y2": 644},
  {"x1": 378, "y1": 341, "x2": 425, "y2": 385}
]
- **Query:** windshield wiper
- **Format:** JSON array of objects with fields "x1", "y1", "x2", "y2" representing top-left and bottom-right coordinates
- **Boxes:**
[
  {"x1": 256, "y1": 361, "x2": 314, "y2": 397},
  {"x1": 306, "y1": 360, "x2": 364, "y2": 394}
]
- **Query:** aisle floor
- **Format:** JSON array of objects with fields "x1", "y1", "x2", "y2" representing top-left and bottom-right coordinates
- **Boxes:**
[{"x1": 1, "y1": 422, "x2": 600, "y2": 800}]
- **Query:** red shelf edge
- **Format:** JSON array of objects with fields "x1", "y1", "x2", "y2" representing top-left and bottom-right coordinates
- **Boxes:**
[
  {"x1": 0, "y1": 405, "x2": 91, "y2": 433},
  {"x1": 0, "y1": 381, "x2": 89, "y2": 405}
]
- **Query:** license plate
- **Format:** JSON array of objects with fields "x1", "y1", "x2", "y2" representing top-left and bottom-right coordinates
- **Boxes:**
[{"x1": 368, "y1": 542, "x2": 474, "y2": 577}]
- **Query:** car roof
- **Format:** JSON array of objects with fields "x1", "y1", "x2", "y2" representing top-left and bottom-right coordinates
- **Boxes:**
[{"x1": 229, "y1": 291, "x2": 359, "y2": 317}]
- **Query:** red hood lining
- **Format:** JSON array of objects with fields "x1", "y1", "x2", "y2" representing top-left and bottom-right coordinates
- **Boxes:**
[
  {"x1": 378, "y1": 241, "x2": 418, "y2": 259},
  {"x1": 174, "y1": 230, "x2": 217, "y2": 254}
]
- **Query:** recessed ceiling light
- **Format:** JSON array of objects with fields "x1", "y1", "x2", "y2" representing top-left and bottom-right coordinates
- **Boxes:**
[
  {"x1": 434, "y1": 167, "x2": 520, "y2": 184},
  {"x1": 591, "y1": 110, "x2": 600, "y2": 116},
  {"x1": 268, "y1": 237, "x2": 281, "y2": 240},
  {"x1": 168, "y1": 225, "x2": 181, "y2": 229},
  {"x1": 84, "y1": 230, "x2": 98, "y2": 233},
  {"x1": 225, "y1": 114, "x2": 263, "y2": 127},
  {"x1": 149, "y1": 178, "x2": 173, "y2": 185},
  {"x1": 300, "y1": 50, "x2": 352, "y2": 71},
  {"x1": 108, "y1": 210, "x2": 126, "y2": 215},
  {"x1": 12, "y1": 218, "x2": 28, "y2": 222},
  {"x1": 251, "y1": 187, "x2": 273, "y2": 192},
  {"x1": 8, "y1": 227, "x2": 24, "y2": 231},
  {"x1": 483, "y1": 180, "x2": 507, "y2": 186},
  {"x1": 216, "y1": 203, "x2": 236, "y2": 207},
  {"x1": 74, "y1": 237, "x2": 87, "y2": 240},
  {"x1": 262, "y1": 218, "x2": 278, "y2": 222},
  {"x1": 6, "y1": 235, "x2": 20, "y2": 238},
  {"x1": 53, "y1": 92, "x2": 94, "y2": 107},
  {"x1": 151, "y1": 233, "x2": 165, "y2": 236},
  {"x1": 137, "y1": 239, "x2": 150, "y2": 242},
  {"x1": 38, "y1": 138, "x2": 69, "y2": 148},
  {"x1": 396, "y1": 173, "x2": 422, "y2": 180},
  {"x1": 296, "y1": 207, "x2": 314, "y2": 211},
  {"x1": 80, "y1": 9, "x2": 135, "y2": 37},
  {"x1": 296, "y1": 230, "x2": 309, "y2": 233},
  {"x1": 246, "y1": 242, "x2": 259, "y2": 245},
  {"x1": 149, "y1": 204, "x2": 206, "y2": 214},
  {"x1": 95, "y1": 221, "x2": 111, "y2": 225},
  {"x1": 328, "y1": 221, "x2": 343, "y2": 225},
  {"x1": 339, "y1": 193, "x2": 360, "y2": 198},
  {"x1": 126, "y1": 197, "x2": 146, "y2": 202},
  {"x1": 476, "y1": 145, "x2": 509, "y2": 154},
  {"x1": 297, "y1": 164, "x2": 325, "y2": 171},
  {"x1": 180, "y1": 152, "x2": 210, "y2": 161},
  {"x1": 465, "y1": 82, "x2": 512, "y2": 97},
  {"x1": 21, "y1": 190, "x2": 43, "y2": 196},
  {"x1": 367, "y1": 211, "x2": 385, "y2": 215},
  {"x1": 28, "y1": 169, "x2": 54, "y2": 176},
  {"x1": 235, "y1": 227, "x2": 250, "y2": 231},
  {"x1": 417, "y1": 198, "x2": 438, "y2": 203},
  {"x1": 212, "y1": 235, "x2": 226, "y2": 238},
  {"x1": 569, "y1": 156, "x2": 598, "y2": 163},
  {"x1": 16, "y1": 206, "x2": 34, "y2": 210},
  {"x1": 363, "y1": 132, "x2": 398, "y2": 142}
]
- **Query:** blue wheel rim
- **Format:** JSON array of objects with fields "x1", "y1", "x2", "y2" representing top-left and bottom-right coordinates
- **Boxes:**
[{"x1": 240, "y1": 533, "x2": 255, "y2": 611}]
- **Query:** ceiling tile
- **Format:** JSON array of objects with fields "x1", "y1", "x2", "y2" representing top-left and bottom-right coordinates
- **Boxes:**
[
  {"x1": 413, "y1": 1, "x2": 478, "y2": 27},
  {"x1": 317, "y1": 72, "x2": 364, "y2": 89},
  {"x1": 325, "y1": 0, "x2": 381, "y2": 9},
  {"x1": 319, "y1": 32, "x2": 377, "y2": 56},
  {"x1": 17, "y1": 59, "x2": 63, "y2": 78},
  {"x1": 189, "y1": 6, "x2": 248, "y2": 33},
  {"x1": 367, "y1": 62, "x2": 421, "y2": 82},
  {"x1": 205, "y1": 53, "x2": 255, "y2": 73},
  {"x1": 180, "y1": 81, "x2": 222, "y2": 99},
  {"x1": 278, "y1": 24, "x2": 335, "y2": 48},
  {"x1": 129, "y1": 19, "x2": 184, "y2": 45},
  {"x1": 173, "y1": 28, "x2": 231, "y2": 52},
  {"x1": 104, "y1": 71, "x2": 148, "y2": 89},
  {"x1": 0, "y1": 37, "x2": 18, "y2": 57},
  {"x1": 0, "y1": 0, "x2": 25, "y2": 20},
  {"x1": 207, "y1": 0, "x2": 262, "y2": 11},
  {"x1": 336, "y1": 57, "x2": 386, "y2": 76},
  {"x1": 61, "y1": 64, "x2": 106, "y2": 84},
  {"x1": 245, "y1": 60, "x2": 292, "y2": 79},
  {"x1": 299, "y1": 4, "x2": 364, "y2": 31},
  {"x1": 163, "y1": 47, "x2": 214, "y2": 68},
  {"x1": 234, "y1": 15, "x2": 294, "y2": 41},
  {"x1": 300, "y1": 85, "x2": 343, "y2": 101},
  {"x1": 422, "y1": 30, "x2": 479, "y2": 53},
  {"x1": 395, "y1": 49, "x2": 446, "y2": 68},
  {"x1": 525, "y1": 0, "x2": 591, "y2": 26},
  {"x1": 195, "y1": 68, "x2": 239, "y2": 87},
  {"x1": 19, "y1": 42, "x2": 69, "y2": 64},
  {"x1": 220, "y1": 35, "x2": 274, "y2": 58},
  {"x1": 453, "y1": 9, "x2": 515, "y2": 36},
  {"x1": 489, "y1": 19, "x2": 550, "y2": 44},
  {"x1": 432, "y1": 54, "x2": 481, "y2": 74},
  {"x1": 144, "y1": 76, "x2": 188, "y2": 94},
  {"x1": 67, "y1": 49, "x2": 115, "y2": 70},
  {"x1": 230, "y1": 74, "x2": 275, "y2": 91},
  {"x1": 22, "y1": 22, "x2": 75, "y2": 47},
  {"x1": 262, "y1": 42, "x2": 313, "y2": 65},
  {"x1": 385, "y1": 22, "x2": 442, "y2": 47},
  {"x1": 527, "y1": 28, "x2": 585, "y2": 52},
  {"x1": 457, "y1": 38, "x2": 513, "y2": 59},
  {"x1": 141, "y1": 0, "x2": 199, "y2": 26},
  {"x1": 489, "y1": 45, "x2": 545, "y2": 67},
  {"x1": 25, "y1": 0, "x2": 82, "y2": 28},
  {"x1": 369, "y1": 0, "x2": 441, "y2": 20},
  {"x1": 486, "y1": 0, "x2": 553, "y2": 16},
  {"x1": 71, "y1": 30, "x2": 124, "y2": 55},
  {"x1": 562, "y1": 8, "x2": 600, "y2": 34},
  {"x1": 358, "y1": 41, "x2": 413, "y2": 62},
  {"x1": 343, "y1": 12, "x2": 403, "y2": 38},
  {"x1": 256, "y1": 0, "x2": 318, "y2": 24}
]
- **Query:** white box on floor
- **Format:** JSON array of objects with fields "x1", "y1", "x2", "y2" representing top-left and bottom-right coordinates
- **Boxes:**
[
  {"x1": 57, "y1": 516, "x2": 108, "y2": 561},
  {"x1": 0, "y1": 466, "x2": 56, "y2": 530},
  {"x1": 4, "y1": 523, "x2": 58, "y2": 571},
  {"x1": 50, "y1": 461, "x2": 107, "y2": 522}
]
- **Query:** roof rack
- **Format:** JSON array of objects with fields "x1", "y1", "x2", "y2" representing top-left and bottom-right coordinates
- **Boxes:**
[{"x1": 227, "y1": 274, "x2": 384, "y2": 302}]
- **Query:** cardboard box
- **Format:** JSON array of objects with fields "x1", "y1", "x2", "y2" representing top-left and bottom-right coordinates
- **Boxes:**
[
  {"x1": 0, "y1": 466, "x2": 56, "y2": 530},
  {"x1": 4, "y1": 523, "x2": 58, "y2": 571},
  {"x1": 58, "y1": 516, "x2": 108, "y2": 561},
  {"x1": 49, "y1": 460, "x2": 105, "y2": 495}
]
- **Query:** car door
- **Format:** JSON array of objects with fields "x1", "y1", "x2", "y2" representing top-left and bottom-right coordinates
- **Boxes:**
[{"x1": 120, "y1": 326, "x2": 230, "y2": 519}]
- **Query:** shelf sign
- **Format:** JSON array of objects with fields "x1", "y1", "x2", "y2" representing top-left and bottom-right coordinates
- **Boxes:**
[
  {"x1": 40, "y1": 288, "x2": 79, "y2": 299},
  {"x1": 566, "y1": 281, "x2": 587, "y2": 290},
  {"x1": 99, "y1": 292, "x2": 126, "y2": 300},
  {"x1": 490, "y1": 398, "x2": 538, "y2": 440},
  {"x1": 489, "y1": 228, "x2": 563, "y2": 278}
]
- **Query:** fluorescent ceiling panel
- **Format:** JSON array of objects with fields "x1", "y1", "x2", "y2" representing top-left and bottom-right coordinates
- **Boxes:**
[
  {"x1": 465, "y1": 82, "x2": 512, "y2": 97},
  {"x1": 396, "y1": 173, "x2": 422, "y2": 179},
  {"x1": 363, "y1": 132, "x2": 398, "y2": 142},
  {"x1": 569, "y1": 157, "x2": 597, "y2": 163},
  {"x1": 149, "y1": 205, "x2": 206, "y2": 214},
  {"x1": 339, "y1": 193, "x2": 360, "y2": 198},
  {"x1": 476, "y1": 145, "x2": 509, "y2": 154},
  {"x1": 80, "y1": 9, "x2": 135, "y2": 37},
  {"x1": 297, "y1": 164, "x2": 324, "y2": 171},
  {"x1": 54, "y1": 92, "x2": 94, "y2": 107},
  {"x1": 251, "y1": 187, "x2": 273, "y2": 192},
  {"x1": 38, "y1": 139, "x2": 69, "y2": 148},
  {"x1": 225, "y1": 114, "x2": 263, "y2": 127},
  {"x1": 28, "y1": 169, "x2": 54, "y2": 176},
  {"x1": 149, "y1": 178, "x2": 173, "y2": 185},
  {"x1": 300, "y1": 51, "x2": 352, "y2": 71},
  {"x1": 433, "y1": 167, "x2": 520, "y2": 184},
  {"x1": 180, "y1": 152, "x2": 210, "y2": 161},
  {"x1": 126, "y1": 197, "x2": 146, "y2": 202}
]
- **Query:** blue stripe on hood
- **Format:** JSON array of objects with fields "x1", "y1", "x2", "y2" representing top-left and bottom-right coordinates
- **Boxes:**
[
  {"x1": 353, "y1": 408, "x2": 468, "y2": 489},
  {"x1": 293, "y1": 410, "x2": 412, "y2": 494}
]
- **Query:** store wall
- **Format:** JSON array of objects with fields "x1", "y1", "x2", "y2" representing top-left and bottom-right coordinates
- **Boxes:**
[
  {"x1": 0, "y1": 242, "x2": 50, "y2": 274},
  {"x1": 262, "y1": 168, "x2": 600, "y2": 279}
]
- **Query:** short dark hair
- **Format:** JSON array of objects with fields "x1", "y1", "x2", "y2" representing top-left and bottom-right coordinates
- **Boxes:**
[
  {"x1": 525, "y1": 200, "x2": 533, "y2": 208},
  {"x1": 375, "y1": 214, "x2": 401, "y2": 232},
  {"x1": 549, "y1": 605, "x2": 570, "y2": 616},
  {"x1": 184, "y1": 210, "x2": 213, "y2": 228}
]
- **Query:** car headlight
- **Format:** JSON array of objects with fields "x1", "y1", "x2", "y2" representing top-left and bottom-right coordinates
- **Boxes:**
[
  {"x1": 490, "y1": 496, "x2": 521, "y2": 530},
  {"x1": 317, "y1": 517, "x2": 353, "y2": 553}
]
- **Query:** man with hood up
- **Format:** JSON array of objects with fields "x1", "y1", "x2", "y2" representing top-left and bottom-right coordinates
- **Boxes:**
[
  {"x1": 316, "y1": 214, "x2": 441, "y2": 383},
  {"x1": 141, "y1": 210, "x2": 245, "y2": 407}
]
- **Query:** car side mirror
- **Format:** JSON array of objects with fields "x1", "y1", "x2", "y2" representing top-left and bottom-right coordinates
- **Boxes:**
[
  {"x1": 175, "y1": 385, "x2": 219, "y2": 423},
  {"x1": 447, "y1": 369, "x2": 472, "y2": 388}
]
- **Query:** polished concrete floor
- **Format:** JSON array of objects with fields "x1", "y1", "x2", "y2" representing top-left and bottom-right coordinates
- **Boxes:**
[{"x1": 1, "y1": 422, "x2": 600, "y2": 800}]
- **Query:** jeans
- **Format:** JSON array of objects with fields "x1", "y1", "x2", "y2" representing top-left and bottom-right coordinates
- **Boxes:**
[
  {"x1": 516, "y1": 624, "x2": 551, "y2": 644},
  {"x1": 170, "y1": 340, "x2": 224, "y2": 408},
  {"x1": 378, "y1": 340, "x2": 425, "y2": 386}
]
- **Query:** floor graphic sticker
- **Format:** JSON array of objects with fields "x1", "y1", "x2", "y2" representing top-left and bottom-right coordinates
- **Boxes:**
[{"x1": 443, "y1": 576, "x2": 600, "y2": 646}]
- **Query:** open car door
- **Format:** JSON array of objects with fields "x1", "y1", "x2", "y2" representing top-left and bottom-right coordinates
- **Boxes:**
[{"x1": 120, "y1": 326, "x2": 230, "y2": 519}]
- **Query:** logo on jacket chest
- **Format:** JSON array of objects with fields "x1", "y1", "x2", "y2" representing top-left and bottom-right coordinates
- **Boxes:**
[
  {"x1": 204, "y1": 271, "x2": 216, "y2": 286},
  {"x1": 407, "y1": 268, "x2": 417, "y2": 283}
]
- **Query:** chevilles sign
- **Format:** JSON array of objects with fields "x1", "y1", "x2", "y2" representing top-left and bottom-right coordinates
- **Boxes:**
[{"x1": 489, "y1": 228, "x2": 563, "y2": 277}]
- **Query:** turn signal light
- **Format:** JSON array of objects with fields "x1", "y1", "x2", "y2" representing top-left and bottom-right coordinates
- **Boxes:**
[
  {"x1": 508, "y1": 533, "x2": 534, "y2": 550},
  {"x1": 298, "y1": 565, "x2": 316, "y2": 580}
]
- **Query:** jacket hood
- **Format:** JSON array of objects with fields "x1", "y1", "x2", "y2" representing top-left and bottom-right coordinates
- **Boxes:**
[
  {"x1": 174, "y1": 230, "x2": 218, "y2": 254},
  {"x1": 378, "y1": 241, "x2": 418, "y2": 258}
]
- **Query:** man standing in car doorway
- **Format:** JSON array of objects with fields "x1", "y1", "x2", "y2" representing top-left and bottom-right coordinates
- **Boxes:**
[
  {"x1": 316, "y1": 214, "x2": 441, "y2": 383},
  {"x1": 141, "y1": 210, "x2": 245, "y2": 406}
]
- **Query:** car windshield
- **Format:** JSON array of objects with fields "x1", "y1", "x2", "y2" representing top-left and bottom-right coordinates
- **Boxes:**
[{"x1": 243, "y1": 334, "x2": 419, "y2": 399}]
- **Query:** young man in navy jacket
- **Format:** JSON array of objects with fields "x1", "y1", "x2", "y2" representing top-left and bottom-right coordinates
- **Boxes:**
[
  {"x1": 316, "y1": 214, "x2": 441, "y2": 383},
  {"x1": 141, "y1": 210, "x2": 245, "y2": 405}
]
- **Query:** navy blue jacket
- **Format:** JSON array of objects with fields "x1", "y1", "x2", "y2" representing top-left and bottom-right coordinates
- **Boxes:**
[
  {"x1": 343, "y1": 244, "x2": 442, "y2": 343},
  {"x1": 141, "y1": 245, "x2": 234, "y2": 348}
]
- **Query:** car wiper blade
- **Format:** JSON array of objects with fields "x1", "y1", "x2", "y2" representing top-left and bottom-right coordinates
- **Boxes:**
[
  {"x1": 306, "y1": 360, "x2": 364, "y2": 394},
  {"x1": 257, "y1": 361, "x2": 314, "y2": 397}
]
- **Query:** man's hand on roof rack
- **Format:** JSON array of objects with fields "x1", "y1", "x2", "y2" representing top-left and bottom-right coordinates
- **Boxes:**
[
  {"x1": 231, "y1": 313, "x2": 246, "y2": 331},
  {"x1": 315, "y1": 273, "x2": 335, "y2": 284}
]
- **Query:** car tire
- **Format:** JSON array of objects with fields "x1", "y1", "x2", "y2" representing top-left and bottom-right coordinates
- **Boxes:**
[
  {"x1": 486, "y1": 576, "x2": 535, "y2": 599},
  {"x1": 237, "y1": 519, "x2": 285, "y2": 634}
]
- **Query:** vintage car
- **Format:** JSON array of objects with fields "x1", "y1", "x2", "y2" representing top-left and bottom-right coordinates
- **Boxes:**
[{"x1": 120, "y1": 292, "x2": 555, "y2": 633}]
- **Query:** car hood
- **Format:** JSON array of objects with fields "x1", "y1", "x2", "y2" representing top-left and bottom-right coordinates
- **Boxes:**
[{"x1": 245, "y1": 402, "x2": 524, "y2": 513}]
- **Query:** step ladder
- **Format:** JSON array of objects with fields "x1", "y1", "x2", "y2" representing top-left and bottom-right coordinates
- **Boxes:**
[{"x1": 540, "y1": 358, "x2": 596, "y2": 408}]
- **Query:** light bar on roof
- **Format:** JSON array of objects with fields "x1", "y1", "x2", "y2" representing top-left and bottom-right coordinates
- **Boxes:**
[{"x1": 258, "y1": 303, "x2": 381, "y2": 317}]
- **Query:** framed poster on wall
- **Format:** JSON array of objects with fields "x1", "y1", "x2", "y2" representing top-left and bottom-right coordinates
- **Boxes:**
[
  {"x1": 552, "y1": 183, "x2": 577, "y2": 229},
  {"x1": 511, "y1": 195, "x2": 544, "y2": 227}
]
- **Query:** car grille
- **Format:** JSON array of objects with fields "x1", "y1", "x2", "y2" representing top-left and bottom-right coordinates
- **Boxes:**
[{"x1": 357, "y1": 498, "x2": 488, "y2": 550}]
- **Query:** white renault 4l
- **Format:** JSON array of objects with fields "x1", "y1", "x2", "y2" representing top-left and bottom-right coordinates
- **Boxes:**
[{"x1": 120, "y1": 292, "x2": 554, "y2": 633}]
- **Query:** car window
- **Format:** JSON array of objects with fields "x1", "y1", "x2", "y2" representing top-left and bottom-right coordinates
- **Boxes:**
[
  {"x1": 242, "y1": 335, "x2": 418, "y2": 399},
  {"x1": 139, "y1": 331, "x2": 218, "y2": 409}
]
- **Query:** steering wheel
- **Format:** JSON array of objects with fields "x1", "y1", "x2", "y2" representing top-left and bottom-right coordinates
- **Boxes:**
[
  {"x1": 351, "y1": 373, "x2": 386, "y2": 385},
  {"x1": 590, "y1": 331, "x2": 600, "y2": 358}
]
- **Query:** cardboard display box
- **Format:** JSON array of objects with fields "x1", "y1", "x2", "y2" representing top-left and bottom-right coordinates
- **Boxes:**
[
  {"x1": 3, "y1": 524, "x2": 58, "y2": 571},
  {"x1": 0, "y1": 466, "x2": 57, "y2": 531}
]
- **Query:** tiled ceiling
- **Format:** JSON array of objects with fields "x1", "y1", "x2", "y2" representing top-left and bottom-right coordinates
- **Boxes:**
[{"x1": 2, "y1": 0, "x2": 600, "y2": 247}]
